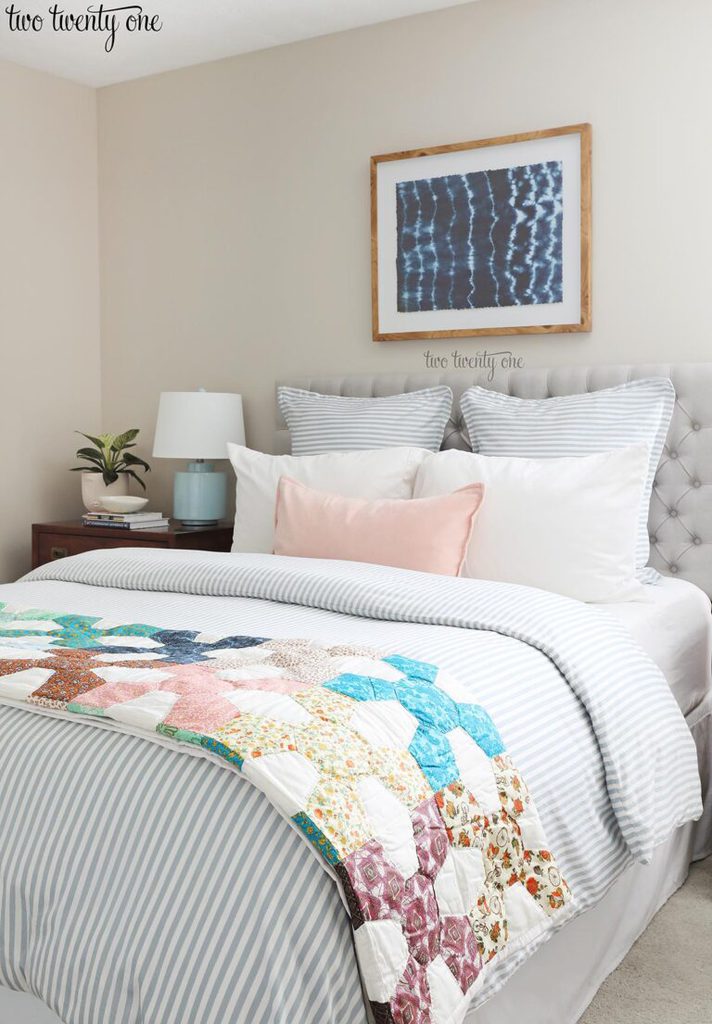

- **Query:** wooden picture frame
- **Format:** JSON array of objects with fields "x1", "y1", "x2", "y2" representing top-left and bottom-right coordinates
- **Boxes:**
[{"x1": 371, "y1": 123, "x2": 591, "y2": 341}]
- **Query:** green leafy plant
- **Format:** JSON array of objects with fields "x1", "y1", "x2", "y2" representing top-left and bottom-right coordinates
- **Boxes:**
[{"x1": 71, "y1": 429, "x2": 151, "y2": 490}]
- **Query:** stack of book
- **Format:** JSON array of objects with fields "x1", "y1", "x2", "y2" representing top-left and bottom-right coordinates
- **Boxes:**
[{"x1": 82, "y1": 512, "x2": 169, "y2": 530}]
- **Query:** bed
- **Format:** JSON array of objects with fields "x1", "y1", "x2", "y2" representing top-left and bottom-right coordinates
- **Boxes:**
[{"x1": 1, "y1": 364, "x2": 711, "y2": 1024}]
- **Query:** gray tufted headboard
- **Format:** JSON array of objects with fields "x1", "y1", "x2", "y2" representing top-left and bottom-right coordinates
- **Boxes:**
[{"x1": 275, "y1": 365, "x2": 712, "y2": 598}]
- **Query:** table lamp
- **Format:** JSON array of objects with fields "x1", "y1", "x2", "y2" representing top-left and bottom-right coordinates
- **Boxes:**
[{"x1": 153, "y1": 390, "x2": 245, "y2": 526}]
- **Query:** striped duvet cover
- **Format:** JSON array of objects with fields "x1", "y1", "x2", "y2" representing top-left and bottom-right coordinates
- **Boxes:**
[{"x1": 0, "y1": 550, "x2": 702, "y2": 1024}]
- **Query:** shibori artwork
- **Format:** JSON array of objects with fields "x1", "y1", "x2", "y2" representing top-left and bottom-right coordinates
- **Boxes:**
[
  {"x1": 371, "y1": 124, "x2": 591, "y2": 341},
  {"x1": 0, "y1": 602, "x2": 572, "y2": 1024}
]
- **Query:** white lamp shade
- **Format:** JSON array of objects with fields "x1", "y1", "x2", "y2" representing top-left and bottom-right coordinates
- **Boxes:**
[{"x1": 153, "y1": 391, "x2": 245, "y2": 460}]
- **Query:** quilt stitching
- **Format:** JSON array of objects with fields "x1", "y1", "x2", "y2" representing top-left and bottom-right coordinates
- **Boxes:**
[{"x1": 0, "y1": 603, "x2": 571, "y2": 1024}]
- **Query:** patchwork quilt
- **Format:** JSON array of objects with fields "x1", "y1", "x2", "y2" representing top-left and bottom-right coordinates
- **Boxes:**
[{"x1": 0, "y1": 601, "x2": 571, "y2": 1024}]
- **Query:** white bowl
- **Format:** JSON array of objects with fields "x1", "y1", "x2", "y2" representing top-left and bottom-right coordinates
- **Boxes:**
[{"x1": 101, "y1": 496, "x2": 149, "y2": 514}]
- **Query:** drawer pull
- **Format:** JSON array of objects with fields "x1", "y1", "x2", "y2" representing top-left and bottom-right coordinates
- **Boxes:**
[{"x1": 50, "y1": 546, "x2": 69, "y2": 560}]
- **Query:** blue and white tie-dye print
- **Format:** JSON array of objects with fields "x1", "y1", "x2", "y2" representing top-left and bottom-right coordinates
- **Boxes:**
[{"x1": 396, "y1": 160, "x2": 563, "y2": 312}]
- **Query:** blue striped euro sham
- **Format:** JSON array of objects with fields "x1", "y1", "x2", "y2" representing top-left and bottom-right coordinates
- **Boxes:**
[{"x1": 278, "y1": 385, "x2": 453, "y2": 456}]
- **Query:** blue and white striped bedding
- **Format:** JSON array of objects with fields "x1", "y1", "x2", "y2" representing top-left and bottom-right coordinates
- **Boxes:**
[{"x1": 0, "y1": 549, "x2": 702, "y2": 1024}]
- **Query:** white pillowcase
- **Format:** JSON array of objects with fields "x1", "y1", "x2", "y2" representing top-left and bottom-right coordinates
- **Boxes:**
[
  {"x1": 228, "y1": 444, "x2": 429, "y2": 553},
  {"x1": 414, "y1": 446, "x2": 651, "y2": 602}
]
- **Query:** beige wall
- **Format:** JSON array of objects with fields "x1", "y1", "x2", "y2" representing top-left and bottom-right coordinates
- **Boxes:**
[
  {"x1": 4, "y1": 0, "x2": 708, "y2": 575},
  {"x1": 96, "y1": 0, "x2": 711, "y2": 512},
  {"x1": 0, "y1": 60, "x2": 100, "y2": 581}
]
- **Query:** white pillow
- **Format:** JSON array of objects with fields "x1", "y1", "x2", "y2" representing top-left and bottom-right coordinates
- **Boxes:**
[
  {"x1": 413, "y1": 446, "x2": 650, "y2": 602},
  {"x1": 228, "y1": 444, "x2": 429, "y2": 553}
]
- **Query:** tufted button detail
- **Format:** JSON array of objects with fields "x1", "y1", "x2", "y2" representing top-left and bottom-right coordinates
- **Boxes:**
[
  {"x1": 693, "y1": 480, "x2": 702, "y2": 488},
  {"x1": 669, "y1": 508, "x2": 678, "y2": 518},
  {"x1": 649, "y1": 535, "x2": 657, "y2": 544},
  {"x1": 670, "y1": 564, "x2": 679, "y2": 574},
  {"x1": 670, "y1": 450, "x2": 678, "y2": 459},
  {"x1": 694, "y1": 537, "x2": 702, "y2": 546},
  {"x1": 693, "y1": 422, "x2": 701, "y2": 431}
]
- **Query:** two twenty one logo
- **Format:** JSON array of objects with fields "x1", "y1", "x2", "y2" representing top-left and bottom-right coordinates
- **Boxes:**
[{"x1": 4, "y1": 4, "x2": 163, "y2": 52}]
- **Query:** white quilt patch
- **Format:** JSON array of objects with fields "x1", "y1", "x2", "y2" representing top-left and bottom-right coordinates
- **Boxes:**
[
  {"x1": 446, "y1": 727, "x2": 500, "y2": 811},
  {"x1": 427, "y1": 954, "x2": 469, "y2": 1024},
  {"x1": 242, "y1": 750, "x2": 320, "y2": 818},
  {"x1": 92, "y1": 666, "x2": 176, "y2": 685},
  {"x1": 1, "y1": 620, "x2": 59, "y2": 632},
  {"x1": 215, "y1": 664, "x2": 289, "y2": 682},
  {"x1": 224, "y1": 689, "x2": 312, "y2": 724},
  {"x1": 108, "y1": 690, "x2": 180, "y2": 730},
  {"x1": 353, "y1": 919, "x2": 409, "y2": 1003},
  {"x1": 0, "y1": 666, "x2": 55, "y2": 700},
  {"x1": 98, "y1": 635, "x2": 163, "y2": 649},
  {"x1": 434, "y1": 846, "x2": 486, "y2": 916},
  {"x1": 357, "y1": 776, "x2": 418, "y2": 878},
  {"x1": 330, "y1": 655, "x2": 405, "y2": 682},
  {"x1": 503, "y1": 880, "x2": 548, "y2": 940},
  {"x1": 349, "y1": 699, "x2": 418, "y2": 750}
]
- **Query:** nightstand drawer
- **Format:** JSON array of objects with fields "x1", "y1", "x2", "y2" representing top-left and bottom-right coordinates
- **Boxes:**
[
  {"x1": 31, "y1": 521, "x2": 233, "y2": 571},
  {"x1": 35, "y1": 532, "x2": 157, "y2": 566}
]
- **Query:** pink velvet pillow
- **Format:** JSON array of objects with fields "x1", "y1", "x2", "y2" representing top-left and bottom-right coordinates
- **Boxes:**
[{"x1": 273, "y1": 475, "x2": 484, "y2": 576}]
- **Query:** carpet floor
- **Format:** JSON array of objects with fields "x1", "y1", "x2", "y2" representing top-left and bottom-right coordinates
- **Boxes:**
[{"x1": 579, "y1": 856, "x2": 712, "y2": 1023}]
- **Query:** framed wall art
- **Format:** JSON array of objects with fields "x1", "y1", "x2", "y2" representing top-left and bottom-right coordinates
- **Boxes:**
[{"x1": 371, "y1": 123, "x2": 591, "y2": 341}]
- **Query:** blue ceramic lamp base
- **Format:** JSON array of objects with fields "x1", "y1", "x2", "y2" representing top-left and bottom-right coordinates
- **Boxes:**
[{"x1": 173, "y1": 461, "x2": 227, "y2": 527}]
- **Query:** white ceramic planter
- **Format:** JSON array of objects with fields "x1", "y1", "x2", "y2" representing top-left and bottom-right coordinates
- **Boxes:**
[{"x1": 81, "y1": 473, "x2": 130, "y2": 513}]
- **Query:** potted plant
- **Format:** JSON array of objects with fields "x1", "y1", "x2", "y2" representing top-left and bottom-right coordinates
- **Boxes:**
[{"x1": 72, "y1": 429, "x2": 151, "y2": 512}]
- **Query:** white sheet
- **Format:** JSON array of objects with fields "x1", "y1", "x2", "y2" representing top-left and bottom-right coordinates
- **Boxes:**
[{"x1": 601, "y1": 577, "x2": 712, "y2": 719}]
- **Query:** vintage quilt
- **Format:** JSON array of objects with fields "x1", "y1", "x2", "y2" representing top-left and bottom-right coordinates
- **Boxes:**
[{"x1": 0, "y1": 599, "x2": 572, "y2": 1024}]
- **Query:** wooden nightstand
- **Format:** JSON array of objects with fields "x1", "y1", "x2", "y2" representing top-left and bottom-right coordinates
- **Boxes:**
[{"x1": 32, "y1": 520, "x2": 234, "y2": 570}]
